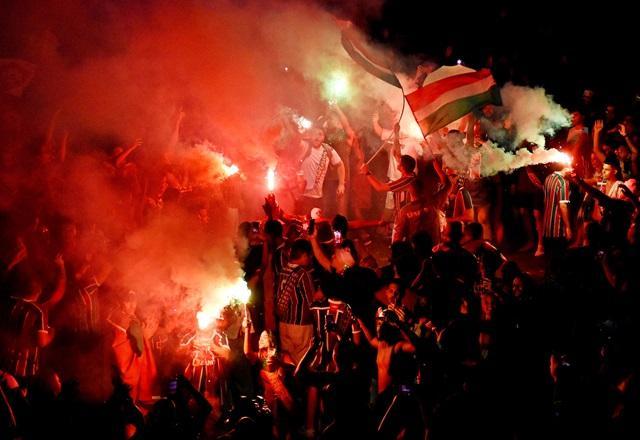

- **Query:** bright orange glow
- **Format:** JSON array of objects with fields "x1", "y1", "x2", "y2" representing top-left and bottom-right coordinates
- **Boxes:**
[
  {"x1": 196, "y1": 310, "x2": 214, "y2": 330},
  {"x1": 197, "y1": 278, "x2": 251, "y2": 329},
  {"x1": 224, "y1": 163, "x2": 239, "y2": 177},
  {"x1": 267, "y1": 167, "x2": 276, "y2": 192},
  {"x1": 553, "y1": 151, "x2": 572, "y2": 166}
]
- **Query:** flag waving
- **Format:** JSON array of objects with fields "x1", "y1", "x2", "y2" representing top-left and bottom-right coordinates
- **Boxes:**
[
  {"x1": 406, "y1": 65, "x2": 502, "y2": 136},
  {"x1": 340, "y1": 25, "x2": 401, "y2": 88}
]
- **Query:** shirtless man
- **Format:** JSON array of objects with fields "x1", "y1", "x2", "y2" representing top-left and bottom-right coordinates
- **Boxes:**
[
  {"x1": 358, "y1": 309, "x2": 420, "y2": 437},
  {"x1": 358, "y1": 309, "x2": 415, "y2": 395}
]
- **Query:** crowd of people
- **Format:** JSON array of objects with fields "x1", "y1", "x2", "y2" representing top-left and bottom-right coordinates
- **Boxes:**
[{"x1": 2, "y1": 60, "x2": 640, "y2": 439}]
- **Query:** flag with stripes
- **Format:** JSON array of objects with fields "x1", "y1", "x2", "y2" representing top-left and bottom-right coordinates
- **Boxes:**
[
  {"x1": 340, "y1": 26, "x2": 401, "y2": 88},
  {"x1": 406, "y1": 65, "x2": 502, "y2": 136}
]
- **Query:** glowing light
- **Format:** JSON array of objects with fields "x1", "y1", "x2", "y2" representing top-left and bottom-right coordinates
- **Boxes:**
[
  {"x1": 457, "y1": 59, "x2": 463, "y2": 65},
  {"x1": 267, "y1": 167, "x2": 276, "y2": 192},
  {"x1": 197, "y1": 310, "x2": 214, "y2": 330},
  {"x1": 324, "y1": 71, "x2": 349, "y2": 101},
  {"x1": 294, "y1": 115, "x2": 312, "y2": 131},
  {"x1": 197, "y1": 278, "x2": 252, "y2": 329},
  {"x1": 552, "y1": 151, "x2": 572, "y2": 165},
  {"x1": 222, "y1": 162, "x2": 240, "y2": 178},
  {"x1": 231, "y1": 284, "x2": 251, "y2": 304}
]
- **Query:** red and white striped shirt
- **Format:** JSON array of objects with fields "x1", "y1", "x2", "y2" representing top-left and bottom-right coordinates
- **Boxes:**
[
  {"x1": 276, "y1": 263, "x2": 315, "y2": 325},
  {"x1": 389, "y1": 173, "x2": 416, "y2": 211},
  {"x1": 543, "y1": 172, "x2": 570, "y2": 238}
]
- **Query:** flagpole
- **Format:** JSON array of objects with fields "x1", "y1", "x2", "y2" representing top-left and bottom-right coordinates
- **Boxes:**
[{"x1": 365, "y1": 73, "x2": 425, "y2": 166}]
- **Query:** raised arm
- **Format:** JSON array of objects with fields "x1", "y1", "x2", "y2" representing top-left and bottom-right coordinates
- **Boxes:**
[
  {"x1": 526, "y1": 167, "x2": 544, "y2": 189},
  {"x1": 330, "y1": 103, "x2": 356, "y2": 146},
  {"x1": 571, "y1": 175, "x2": 614, "y2": 207},
  {"x1": 243, "y1": 314, "x2": 258, "y2": 362},
  {"x1": 431, "y1": 159, "x2": 453, "y2": 209},
  {"x1": 356, "y1": 318, "x2": 379, "y2": 348},
  {"x1": 115, "y1": 139, "x2": 143, "y2": 168},
  {"x1": 465, "y1": 114, "x2": 475, "y2": 147},
  {"x1": 392, "y1": 123, "x2": 402, "y2": 164},
  {"x1": 362, "y1": 166, "x2": 391, "y2": 192},
  {"x1": 593, "y1": 120, "x2": 606, "y2": 163},
  {"x1": 372, "y1": 110, "x2": 384, "y2": 138},
  {"x1": 619, "y1": 124, "x2": 639, "y2": 177},
  {"x1": 168, "y1": 108, "x2": 185, "y2": 151},
  {"x1": 309, "y1": 233, "x2": 332, "y2": 272},
  {"x1": 351, "y1": 134, "x2": 365, "y2": 166},
  {"x1": 336, "y1": 160, "x2": 346, "y2": 197}
]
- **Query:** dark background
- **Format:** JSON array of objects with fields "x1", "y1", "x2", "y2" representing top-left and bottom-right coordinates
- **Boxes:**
[{"x1": 322, "y1": 0, "x2": 639, "y2": 110}]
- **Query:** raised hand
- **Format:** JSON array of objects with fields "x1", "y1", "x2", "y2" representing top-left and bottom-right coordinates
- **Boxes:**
[
  {"x1": 619, "y1": 124, "x2": 627, "y2": 138},
  {"x1": 594, "y1": 120, "x2": 604, "y2": 134}
]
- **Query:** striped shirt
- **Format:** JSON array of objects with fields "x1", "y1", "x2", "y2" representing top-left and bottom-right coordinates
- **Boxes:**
[
  {"x1": 272, "y1": 243, "x2": 288, "y2": 279},
  {"x1": 389, "y1": 173, "x2": 416, "y2": 210},
  {"x1": 276, "y1": 263, "x2": 315, "y2": 325},
  {"x1": 543, "y1": 172, "x2": 570, "y2": 238}
]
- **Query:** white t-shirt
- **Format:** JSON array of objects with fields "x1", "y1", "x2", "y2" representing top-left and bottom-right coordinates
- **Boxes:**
[
  {"x1": 300, "y1": 143, "x2": 342, "y2": 198},
  {"x1": 380, "y1": 136, "x2": 423, "y2": 181}
]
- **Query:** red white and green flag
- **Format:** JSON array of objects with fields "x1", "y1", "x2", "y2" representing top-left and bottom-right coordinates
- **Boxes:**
[{"x1": 405, "y1": 65, "x2": 502, "y2": 136}]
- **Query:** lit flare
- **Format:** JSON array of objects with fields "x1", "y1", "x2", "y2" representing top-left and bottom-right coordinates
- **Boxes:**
[{"x1": 267, "y1": 167, "x2": 276, "y2": 192}]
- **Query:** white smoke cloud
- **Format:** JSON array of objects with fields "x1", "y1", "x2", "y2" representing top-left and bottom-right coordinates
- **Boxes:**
[
  {"x1": 478, "y1": 141, "x2": 571, "y2": 176},
  {"x1": 499, "y1": 82, "x2": 571, "y2": 147}
]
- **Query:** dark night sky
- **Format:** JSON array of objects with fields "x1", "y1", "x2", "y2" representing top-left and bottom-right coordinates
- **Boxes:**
[{"x1": 323, "y1": 0, "x2": 639, "y2": 108}]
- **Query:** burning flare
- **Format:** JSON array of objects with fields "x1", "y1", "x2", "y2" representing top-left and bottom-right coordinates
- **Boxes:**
[
  {"x1": 196, "y1": 310, "x2": 215, "y2": 330},
  {"x1": 267, "y1": 167, "x2": 276, "y2": 192},
  {"x1": 224, "y1": 163, "x2": 240, "y2": 177},
  {"x1": 197, "y1": 278, "x2": 252, "y2": 330},
  {"x1": 551, "y1": 151, "x2": 572, "y2": 166},
  {"x1": 294, "y1": 115, "x2": 313, "y2": 131},
  {"x1": 324, "y1": 71, "x2": 350, "y2": 102}
]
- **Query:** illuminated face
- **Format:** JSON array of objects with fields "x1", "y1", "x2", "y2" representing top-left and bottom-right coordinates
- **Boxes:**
[
  {"x1": 385, "y1": 282, "x2": 401, "y2": 305},
  {"x1": 258, "y1": 331, "x2": 276, "y2": 360},
  {"x1": 602, "y1": 163, "x2": 616, "y2": 181},
  {"x1": 616, "y1": 146, "x2": 630, "y2": 160},
  {"x1": 123, "y1": 299, "x2": 137, "y2": 316},
  {"x1": 605, "y1": 105, "x2": 616, "y2": 121},
  {"x1": 310, "y1": 128, "x2": 325, "y2": 147},
  {"x1": 571, "y1": 112, "x2": 583, "y2": 126}
]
